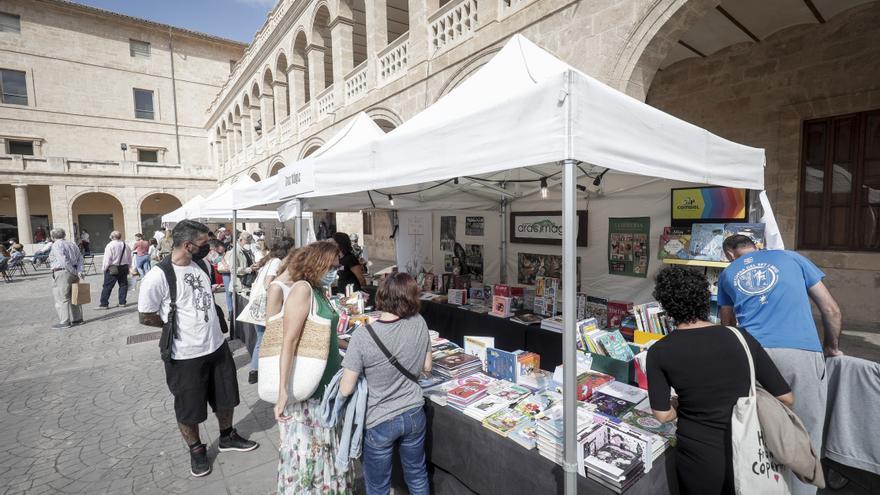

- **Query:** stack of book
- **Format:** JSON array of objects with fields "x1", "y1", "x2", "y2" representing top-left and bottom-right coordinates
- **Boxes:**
[
  {"x1": 514, "y1": 389, "x2": 562, "y2": 419},
  {"x1": 508, "y1": 420, "x2": 539, "y2": 449},
  {"x1": 511, "y1": 313, "x2": 543, "y2": 325},
  {"x1": 433, "y1": 352, "x2": 483, "y2": 380},
  {"x1": 540, "y1": 315, "x2": 564, "y2": 332},
  {"x1": 448, "y1": 288, "x2": 468, "y2": 305},
  {"x1": 536, "y1": 404, "x2": 601, "y2": 465},
  {"x1": 633, "y1": 301, "x2": 673, "y2": 335},
  {"x1": 483, "y1": 408, "x2": 529, "y2": 436},
  {"x1": 585, "y1": 392, "x2": 638, "y2": 420},
  {"x1": 463, "y1": 394, "x2": 510, "y2": 420},
  {"x1": 447, "y1": 383, "x2": 488, "y2": 411},
  {"x1": 487, "y1": 380, "x2": 532, "y2": 402},
  {"x1": 579, "y1": 423, "x2": 647, "y2": 493},
  {"x1": 518, "y1": 369, "x2": 555, "y2": 391},
  {"x1": 578, "y1": 327, "x2": 635, "y2": 362},
  {"x1": 620, "y1": 409, "x2": 677, "y2": 448},
  {"x1": 464, "y1": 336, "x2": 494, "y2": 370}
]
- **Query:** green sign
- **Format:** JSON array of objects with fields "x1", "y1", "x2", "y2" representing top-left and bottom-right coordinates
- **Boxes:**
[{"x1": 608, "y1": 217, "x2": 650, "y2": 278}]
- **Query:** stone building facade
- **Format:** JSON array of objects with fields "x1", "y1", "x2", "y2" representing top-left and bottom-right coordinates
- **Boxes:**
[
  {"x1": 0, "y1": 0, "x2": 245, "y2": 251},
  {"x1": 207, "y1": 0, "x2": 879, "y2": 328}
]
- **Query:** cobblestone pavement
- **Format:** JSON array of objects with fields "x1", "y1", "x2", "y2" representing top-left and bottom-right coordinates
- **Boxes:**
[
  {"x1": 1, "y1": 268, "x2": 876, "y2": 495},
  {"x1": 0, "y1": 269, "x2": 279, "y2": 495}
]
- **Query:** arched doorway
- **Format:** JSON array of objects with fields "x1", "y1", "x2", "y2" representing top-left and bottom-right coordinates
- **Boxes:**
[
  {"x1": 71, "y1": 192, "x2": 124, "y2": 253},
  {"x1": 140, "y1": 193, "x2": 182, "y2": 238}
]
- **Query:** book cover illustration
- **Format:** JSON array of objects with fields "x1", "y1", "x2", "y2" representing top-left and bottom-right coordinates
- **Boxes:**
[
  {"x1": 493, "y1": 284, "x2": 511, "y2": 297},
  {"x1": 723, "y1": 222, "x2": 765, "y2": 250},
  {"x1": 448, "y1": 383, "x2": 487, "y2": 401},
  {"x1": 606, "y1": 301, "x2": 633, "y2": 328},
  {"x1": 689, "y1": 223, "x2": 726, "y2": 261},
  {"x1": 576, "y1": 318, "x2": 600, "y2": 352},
  {"x1": 483, "y1": 408, "x2": 529, "y2": 436},
  {"x1": 621, "y1": 409, "x2": 677, "y2": 447},
  {"x1": 452, "y1": 372, "x2": 495, "y2": 387},
  {"x1": 468, "y1": 287, "x2": 486, "y2": 301},
  {"x1": 511, "y1": 313, "x2": 543, "y2": 325},
  {"x1": 515, "y1": 352, "x2": 541, "y2": 382},
  {"x1": 595, "y1": 330, "x2": 635, "y2": 361},
  {"x1": 657, "y1": 228, "x2": 692, "y2": 260},
  {"x1": 485, "y1": 347, "x2": 518, "y2": 382},
  {"x1": 588, "y1": 392, "x2": 636, "y2": 419},
  {"x1": 464, "y1": 336, "x2": 495, "y2": 369},
  {"x1": 515, "y1": 390, "x2": 562, "y2": 418},
  {"x1": 596, "y1": 381, "x2": 648, "y2": 405},
  {"x1": 448, "y1": 288, "x2": 468, "y2": 305},
  {"x1": 491, "y1": 295, "x2": 513, "y2": 317},
  {"x1": 584, "y1": 296, "x2": 609, "y2": 328},
  {"x1": 578, "y1": 372, "x2": 615, "y2": 401},
  {"x1": 434, "y1": 352, "x2": 480, "y2": 370},
  {"x1": 465, "y1": 395, "x2": 509, "y2": 416},
  {"x1": 509, "y1": 421, "x2": 539, "y2": 449}
]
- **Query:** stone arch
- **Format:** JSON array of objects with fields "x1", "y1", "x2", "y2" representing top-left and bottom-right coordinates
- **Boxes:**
[
  {"x1": 275, "y1": 51, "x2": 291, "y2": 120},
  {"x1": 312, "y1": 4, "x2": 335, "y2": 90},
  {"x1": 262, "y1": 67, "x2": 277, "y2": 129},
  {"x1": 70, "y1": 190, "x2": 126, "y2": 252},
  {"x1": 233, "y1": 105, "x2": 244, "y2": 149},
  {"x1": 338, "y1": 0, "x2": 367, "y2": 67},
  {"x1": 249, "y1": 82, "x2": 263, "y2": 136},
  {"x1": 139, "y1": 192, "x2": 182, "y2": 236},
  {"x1": 299, "y1": 137, "x2": 326, "y2": 159},
  {"x1": 269, "y1": 159, "x2": 286, "y2": 177},
  {"x1": 366, "y1": 106, "x2": 403, "y2": 129},
  {"x1": 436, "y1": 46, "x2": 501, "y2": 100},
  {"x1": 249, "y1": 170, "x2": 262, "y2": 182},
  {"x1": 292, "y1": 30, "x2": 311, "y2": 106}
]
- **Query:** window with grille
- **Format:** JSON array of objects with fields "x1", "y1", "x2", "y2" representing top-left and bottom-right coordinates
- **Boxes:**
[
  {"x1": 7, "y1": 140, "x2": 33, "y2": 155},
  {"x1": 0, "y1": 69, "x2": 27, "y2": 105},
  {"x1": 0, "y1": 12, "x2": 21, "y2": 34},
  {"x1": 130, "y1": 39, "x2": 151, "y2": 58},
  {"x1": 133, "y1": 88, "x2": 154, "y2": 119},
  {"x1": 137, "y1": 149, "x2": 158, "y2": 162},
  {"x1": 799, "y1": 109, "x2": 880, "y2": 251}
]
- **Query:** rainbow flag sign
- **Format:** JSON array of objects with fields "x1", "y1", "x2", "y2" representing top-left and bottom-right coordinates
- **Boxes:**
[{"x1": 670, "y1": 186, "x2": 747, "y2": 226}]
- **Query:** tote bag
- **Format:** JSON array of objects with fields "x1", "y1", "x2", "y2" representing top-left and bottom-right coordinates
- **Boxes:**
[
  {"x1": 728, "y1": 326, "x2": 790, "y2": 495},
  {"x1": 258, "y1": 281, "x2": 330, "y2": 404},
  {"x1": 237, "y1": 264, "x2": 269, "y2": 325}
]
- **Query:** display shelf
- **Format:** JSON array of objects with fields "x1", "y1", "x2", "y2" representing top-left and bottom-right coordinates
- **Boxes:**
[{"x1": 662, "y1": 258, "x2": 730, "y2": 268}]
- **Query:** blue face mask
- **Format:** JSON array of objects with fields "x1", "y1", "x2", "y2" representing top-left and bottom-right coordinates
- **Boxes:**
[{"x1": 320, "y1": 269, "x2": 338, "y2": 287}]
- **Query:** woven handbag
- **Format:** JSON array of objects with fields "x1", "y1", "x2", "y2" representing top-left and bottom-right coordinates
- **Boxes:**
[{"x1": 258, "y1": 281, "x2": 331, "y2": 404}]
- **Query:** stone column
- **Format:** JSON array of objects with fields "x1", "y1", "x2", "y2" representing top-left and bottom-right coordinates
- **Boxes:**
[
  {"x1": 241, "y1": 113, "x2": 252, "y2": 147},
  {"x1": 48, "y1": 184, "x2": 71, "y2": 235},
  {"x1": 408, "y1": 0, "x2": 436, "y2": 66},
  {"x1": 273, "y1": 81, "x2": 289, "y2": 122},
  {"x1": 289, "y1": 64, "x2": 309, "y2": 111},
  {"x1": 215, "y1": 138, "x2": 224, "y2": 166},
  {"x1": 260, "y1": 89, "x2": 276, "y2": 130},
  {"x1": 221, "y1": 136, "x2": 230, "y2": 166},
  {"x1": 331, "y1": 18, "x2": 355, "y2": 84},
  {"x1": 365, "y1": 0, "x2": 389, "y2": 84},
  {"x1": 232, "y1": 122, "x2": 243, "y2": 153},
  {"x1": 122, "y1": 192, "x2": 140, "y2": 240},
  {"x1": 226, "y1": 128, "x2": 235, "y2": 158},
  {"x1": 307, "y1": 45, "x2": 327, "y2": 95},
  {"x1": 13, "y1": 184, "x2": 33, "y2": 243}
]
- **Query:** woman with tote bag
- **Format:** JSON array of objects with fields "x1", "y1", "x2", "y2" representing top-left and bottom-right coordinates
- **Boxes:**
[
  {"x1": 646, "y1": 266, "x2": 794, "y2": 495},
  {"x1": 268, "y1": 241, "x2": 352, "y2": 494}
]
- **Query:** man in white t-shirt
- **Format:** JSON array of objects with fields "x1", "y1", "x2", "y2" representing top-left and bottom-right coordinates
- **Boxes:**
[{"x1": 137, "y1": 220, "x2": 258, "y2": 478}]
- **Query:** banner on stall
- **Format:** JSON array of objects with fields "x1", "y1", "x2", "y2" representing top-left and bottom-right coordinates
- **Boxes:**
[
  {"x1": 278, "y1": 159, "x2": 316, "y2": 197},
  {"x1": 608, "y1": 217, "x2": 650, "y2": 278},
  {"x1": 670, "y1": 186, "x2": 747, "y2": 226},
  {"x1": 509, "y1": 211, "x2": 588, "y2": 246}
]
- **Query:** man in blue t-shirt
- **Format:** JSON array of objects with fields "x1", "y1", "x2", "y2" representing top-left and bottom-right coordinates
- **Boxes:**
[{"x1": 718, "y1": 235, "x2": 842, "y2": 495}]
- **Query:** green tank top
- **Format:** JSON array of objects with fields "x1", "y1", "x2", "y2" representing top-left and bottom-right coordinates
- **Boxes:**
[{"x1": 310, "y1": 287, "x2": 341, "y2": 401}]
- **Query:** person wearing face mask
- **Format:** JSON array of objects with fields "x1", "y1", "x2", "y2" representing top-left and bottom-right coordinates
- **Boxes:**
[
  {"x1": 274, "y1": 240, "x2": 352, "y2": 494},
  {"x1": 138, "y1": 220, "x2": 259, "y2": 478},
  {"x1": 222, "y1": 231, "x2": 258, "y2": 302}
]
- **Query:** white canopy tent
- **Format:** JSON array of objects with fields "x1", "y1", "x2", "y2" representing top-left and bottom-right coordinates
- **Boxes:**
[
  {"x1": 253, "y1": 35, "x2": 770, "y2": 493},
  {"x1": 196, "y1": 176, "x2": 280, "y2": 221},
  {"x1": 161, "y1": 194, "x2": 206, "y2": 224}
]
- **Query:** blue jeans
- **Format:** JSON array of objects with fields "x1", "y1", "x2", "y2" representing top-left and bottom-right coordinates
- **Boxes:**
[
  {"x1": 221, "y1": 273, "x2": 233, "y2": 314},
  {"x1": 363, "y1": 406, "x2": 429, "y2": 495},
  {"x1": 251, "y1": 324, "x2": 265, "y2": 370},
  {"x1": 135, "y1": 254, "x2": 151, "y2": 277}
]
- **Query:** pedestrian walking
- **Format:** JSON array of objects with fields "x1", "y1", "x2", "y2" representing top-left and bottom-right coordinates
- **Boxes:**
[
  {"x1": 137, "y1": 219, "x2": 258, "y2": 478},
  {"x1": 97, "y1": 231, "x2": 132, "y2": 310},
  {"x1": 47, "y1": 228, "x2": 85, "y2": 329},
  {"x1": 132, "y1": 233, "x2": 151, "y2": 277},
  {"x1": 719, "y1": 235, "x2": 843, "y2": 495}
]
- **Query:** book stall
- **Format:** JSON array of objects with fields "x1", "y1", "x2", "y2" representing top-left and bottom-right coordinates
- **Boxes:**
[{"x1": 211, "y1": 35, "x2": 776, "y2": 495}]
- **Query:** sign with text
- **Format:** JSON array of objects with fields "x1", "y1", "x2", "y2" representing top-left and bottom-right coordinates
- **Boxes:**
[
  {"x1": 670, "y1": 186, "x2": 747, "y2": 226},
  {"x1": 509, "y1": 211, "x2": 588, "y2": 247},
  {"x1": 278, "y1": 159, "x2": 316, "y2": 198}
]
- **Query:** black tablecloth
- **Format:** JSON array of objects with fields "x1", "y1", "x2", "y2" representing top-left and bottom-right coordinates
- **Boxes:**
[
  {"x1": 420, "y1": 300, "x2": 568, "y2": 371},
  {"x1": 424, "y1": 401, "x2": 679, "y2": 495}
]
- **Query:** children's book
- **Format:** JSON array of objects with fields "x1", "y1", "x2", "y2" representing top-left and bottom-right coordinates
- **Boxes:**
[
  {"x1": 421, "y1": 273, "x2": 435, "y2": 292},
  {"x1": 689, "y1": 223, "x2": 726, "y2": 261},
  {"x1": 606, "y1": 301, "x2": 633, "y2": 329},
  {"x1": 621, "y1": 409, "x2": 677, "y2": 447},
  {"x1": 515, "y1": 352, "x2": 541, "y2": 383},
  {"x1": 491, "y1": 295, "x2": 513, "y2": 317},
  {"x1": 493, "y1": 284, "x2": 511, "y2": 297},
  {"x1": 576, "y1": 318, "x2": 600, "y2": 352},
  {"x1": 487, "y1": 380, "x2": 532, "y2": 403},
  {"x1": 576, "y1": 292, "x2": 588, "y2": 320},
  {"x1": 485, "y1": 347, "x2": 518, "y2": 382},
  {"x1": 723, "y1": 222, "x2": 766, "y2": 250},
  {"x1": 464, "y1": 336, "x2": 495, "y2": 370},
  {"x1": 515, "y1": 390, "x2": 562, "y2": 418},
  {"x1": 594, "y1": 330, "x2": 635, "y2": 361},
  {"x1": 468, "y1": 287, "x2": 485, "y2": 301},
  {"x1": 464, "y1": 395, "x2": 510, "y2": 421},
  {"x1": 509, "y1": 420, "x2": 539, "y2": 449},
  {"x1": 483, "y1": 408, "x2": 529, "y2": 436},
  {"x1": 587, "y1": 392, "x2": 637, "y2": 420},
  {"x1": 596, "y1": 381, "x2": 648, "y2": 405},
  {"x1": 448, "y1": 288, "x2": 468, "y2": 305},
  {"x1": 584, "y1": 296, "x2": 609, "y2": 328}
]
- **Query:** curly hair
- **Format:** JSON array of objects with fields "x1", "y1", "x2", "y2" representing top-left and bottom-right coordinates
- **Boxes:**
[
  {"x1": 652, "y1": 266, "x2": 710, "y2": 325},
  {"x1": 284, "y1": 240, "x2": 339, "y2": 286}
]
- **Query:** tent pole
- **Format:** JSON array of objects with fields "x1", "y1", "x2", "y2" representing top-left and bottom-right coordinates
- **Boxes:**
[
  {"x1": 294, "y1": 199, "x2": 303, "y2": 247},
  {"x1": 562, "y1": 158, "x2": 578, "y2": 495},
  {"x1": 230, "y1": 209, "x2": 238, "y2": 340},
  {"x1": 500, "y1": 198, "x2": 508, "y2": 284}
]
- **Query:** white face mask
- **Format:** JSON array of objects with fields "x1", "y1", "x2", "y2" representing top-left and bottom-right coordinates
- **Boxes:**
[{"x1": 320, "y1": 269, "x2": 338, "y2": 287}]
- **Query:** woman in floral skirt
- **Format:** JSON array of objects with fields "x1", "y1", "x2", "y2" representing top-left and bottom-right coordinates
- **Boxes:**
[{"x1": 273, "y1": 240, "x2": 351, "y2": 494}]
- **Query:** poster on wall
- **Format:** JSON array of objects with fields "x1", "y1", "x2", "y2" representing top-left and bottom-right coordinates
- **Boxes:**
[
  {"x1": 509, "y1": 211, "x2": 588, "y2": 246},
  {"x1": 517, "y1": 253, "x2": 581, "y2": 289},
  {"x1": 312, "y1": 212, "x2": 337, "y2": 240},
  {"x1": 608, "y1": 217, "x2": 650, "y2": 278},
  {"x1": 465, "y1": 244, "x2": 484, "y2": 282},
  {"x1": 396, "y1": 211, "x2": 433, "y2": 275},
  {"x1": 440, "y1": 216, "x2": 457, "y2": 251},
  {"x1": 465, "y1": 216, "x2": 485, "y2": 236},
  {"x1": 670, "y1": 186, "x2": 747, "y2": 227}
]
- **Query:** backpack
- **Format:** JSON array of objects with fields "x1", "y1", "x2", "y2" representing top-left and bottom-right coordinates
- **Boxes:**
[{"x1": 156, "y1": 257, "x2": 228, "y2": 363}]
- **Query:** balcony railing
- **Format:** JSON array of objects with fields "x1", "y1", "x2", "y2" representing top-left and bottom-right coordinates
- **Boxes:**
[
  {"x1": 0, "y1": 154, "x2": 214, "y2": 178},
  {"x1": 279, "y1": 116, "x2": 294, "y2": 140},
  {"x1": 297, "y1": 103, "x2": 313, "y2": 129},
  {"x1": 316, "y1": 86, "x2": 336, "y2": 119},
  {"x1": 378, "y1": 33, "x2": 409, "y2": 86},
  {"x1": 429, "y1": 0, "x2": 478, "y2": 56},
  {"x1": 345, "y1": 61, "x2": 369, "y2": 104}
]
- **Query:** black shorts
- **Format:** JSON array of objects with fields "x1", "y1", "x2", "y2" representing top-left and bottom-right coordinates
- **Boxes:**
[{"x1": 164, "y1": 341, "x2": 240, "y2": 424}]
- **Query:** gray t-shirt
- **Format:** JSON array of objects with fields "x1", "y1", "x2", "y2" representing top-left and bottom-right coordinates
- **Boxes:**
[{"x1": 342, "y1": 315, "x2": 431, "y2": 429}]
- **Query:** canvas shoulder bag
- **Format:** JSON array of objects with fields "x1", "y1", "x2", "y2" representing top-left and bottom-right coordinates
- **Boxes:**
[
  {"x1": 727, "y1": 326, "x2": 790, "y2": 495},
  {"x1": 237, "y1": 263, "x2": 270, "y2": 325},
  {"x1": 107, "y1": 242, "x2": 128, "y2": 275},
  {"x1": 258, "y1": 281, "x2": 330, "y2": 404},
  {"x1": 364, "y1": 323, "x2": 419, "y2": 382}
]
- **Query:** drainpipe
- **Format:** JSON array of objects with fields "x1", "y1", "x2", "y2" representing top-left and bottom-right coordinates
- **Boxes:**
[{"x1": 168, "y1": 28, "x2": 182, "y2": 164}]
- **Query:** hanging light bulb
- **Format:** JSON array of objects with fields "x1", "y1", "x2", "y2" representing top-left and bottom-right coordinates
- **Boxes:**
[
  {"x1": 540, "y1": 177, "x2": 548, "y2": 199},
  {"x1": 453, "y1": 177, "x2": 459, "y2": 185},
  {"x1": 388, "y1": 194, "x2": 394, "y2": 207}
]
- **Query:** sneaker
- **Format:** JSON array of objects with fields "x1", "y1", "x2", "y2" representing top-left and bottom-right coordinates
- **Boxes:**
[
  {"x1": 95, "y1": 306, "x2": 109, "y2": 311},
  {"x1": 70, "y1": 320, "x2": 84, "y2": 326},
  {"x1": 218, "y1": 429, "x2": 259, "y2": 452},
  {"x1": 189, "y1": 443, "x2": 211, "y2": 477},
  {"x1": 51, "y1": 323, "x2": 71, "y2": 330},
  {"x1": 248, "y1": 370, "x2": 258, "y2": 384}
]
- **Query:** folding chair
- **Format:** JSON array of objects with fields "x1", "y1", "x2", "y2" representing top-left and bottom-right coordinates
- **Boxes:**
[
  {"x1": 8, "y1": 257, "x2": 28, "y2": 277},
  {"x1": 82, "y1": 255, "x2": 97, "y2": 275}
]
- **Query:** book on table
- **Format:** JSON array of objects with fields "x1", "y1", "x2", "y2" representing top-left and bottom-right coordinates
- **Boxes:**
[
  {"x1": 491, "y1": 295, "x2": 513, "y2": 317},
  {"x1": 606, "y1": 301, "x2": 633, "y2": 329},
  {"x1": 576, "y1": 318, "x2": 600, "y2": 352},
  {"x1": 540, "y1": 315, "x2": 564, "y2": 332},
  {"x1": 464, "y1": 335, "x2": 495, "y2": 370},
  {"x1": 578, "y1": 423, "x2": 648, "y2": 491},
  {"x1": 486, "y1": 380, "x2": 532, "y2": 403},
  {"x1": 518, "y1": 369, "x2": 555, "y2": 391},
  {"x1": 433, "y1": 351, "x2": 483, "y2": 379},
  {"x1": 463, "y1": 394, "x2": 511, "y2": 421},
  {"x1": 584, "y1": 295, "x2": 609, "y2": 328},
  {"x1": 447, "y1": 383, "x2": 488, "y2": 410},
  {"x1": 594, "y1": 330, "x2": 635, "y2": 361},
  {"x1": 511, "y1": 312, "x2": 543, "y2": 325},
  {"x1": 586, "y1": 391, "x2": 638, "y2": 420},
  {"x1": 515, "y1": 352, "x2": 540, "y2": 383},
  {"x1": 485, "y1": 347, "x2": 519, "y2": 382},
  {"x1": 515, "y1": 389, "x2": 562, "y2": 418},
  {"x1": 595, "y1": 381, "x2": 648, "y2": 405},
  {"x1": 508, "y1": 420, "x2": 539, "y2": 449},
  {"x1": 621, "y1": 409, "x2": 677, "y2": 448},
  {"x1": 482, "y1": 408, "x2": 529, "y2": 436},
  {"x1": 448, "y1": 288, "x2": 468, "y2": 305}
]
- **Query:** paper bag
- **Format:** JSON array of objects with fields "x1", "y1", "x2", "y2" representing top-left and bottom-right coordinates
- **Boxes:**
[{"x1": 72, "y1": 282, "x2": 91, "y2": 306}]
